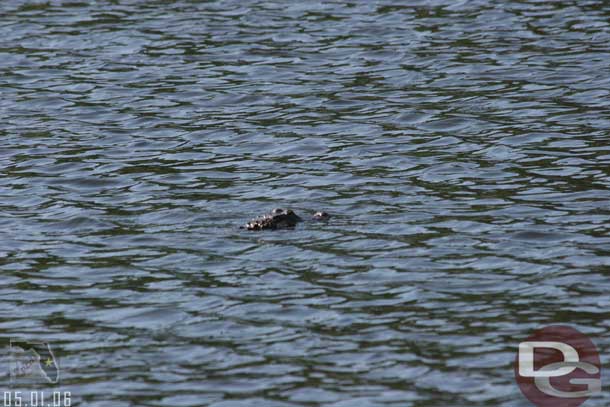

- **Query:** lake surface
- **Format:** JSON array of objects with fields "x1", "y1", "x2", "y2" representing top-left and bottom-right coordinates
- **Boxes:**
[{"x1": 2, "y1": 0, "x2": 610, "y2": 406}]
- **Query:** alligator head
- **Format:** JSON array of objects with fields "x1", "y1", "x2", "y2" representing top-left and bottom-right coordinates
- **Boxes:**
[{"x1": 244, "y1": 208, "x2": 330, "y2": 231}]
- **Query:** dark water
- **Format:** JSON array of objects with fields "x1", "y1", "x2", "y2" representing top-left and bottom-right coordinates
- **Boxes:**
[{"x1": 2, "y1": 0, "x2": 610, "y2": 405}]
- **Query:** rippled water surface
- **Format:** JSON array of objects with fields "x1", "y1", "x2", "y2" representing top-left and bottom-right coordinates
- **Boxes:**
[{"x1": 2, "y1": 0, "x2": 610, "y2": 405}]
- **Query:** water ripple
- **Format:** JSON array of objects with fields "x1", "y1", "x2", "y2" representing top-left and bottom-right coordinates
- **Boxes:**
[{"x1": 2, "y1": 0, "x2": 610, "y2": 406}]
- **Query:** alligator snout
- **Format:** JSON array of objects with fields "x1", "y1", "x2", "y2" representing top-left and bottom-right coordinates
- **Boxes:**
[{"x1": 243, "y1": 208, "x2": 330, "y2": 230}]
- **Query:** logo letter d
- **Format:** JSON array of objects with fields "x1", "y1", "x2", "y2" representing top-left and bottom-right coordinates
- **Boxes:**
[{"x1": 519, "y1": 341, "x2": 579, "y2": 378}]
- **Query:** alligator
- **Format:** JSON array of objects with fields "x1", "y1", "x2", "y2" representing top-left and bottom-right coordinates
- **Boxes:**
[{"x1": 243, "y1": 208, "x2": 330, "y2": 230}]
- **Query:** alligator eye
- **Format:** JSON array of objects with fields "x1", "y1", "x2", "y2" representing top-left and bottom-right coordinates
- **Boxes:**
[
  {"x1": 286, "y1": 210, "x2": 294, "y2": 215},
  {"x1": 313, "y1": 211, "x2": 330, "y2": 220},
  {"x1": 272, "y1": 208, "x2": 284, "y2": 214}
]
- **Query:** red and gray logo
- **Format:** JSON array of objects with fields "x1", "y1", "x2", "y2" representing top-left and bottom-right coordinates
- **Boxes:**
[{"x1": 514, "y1": 325, "x2": 601, "y2": 407}]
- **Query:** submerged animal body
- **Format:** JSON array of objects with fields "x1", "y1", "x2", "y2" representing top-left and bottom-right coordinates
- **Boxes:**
[{"x1": 244, "y1": 208, "x2": 330, "y2": 231}]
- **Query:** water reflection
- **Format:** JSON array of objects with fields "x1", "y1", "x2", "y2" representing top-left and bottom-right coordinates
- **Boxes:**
[{"x1": 1, "y1": 0, "x2": 610, "y2": 406}]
